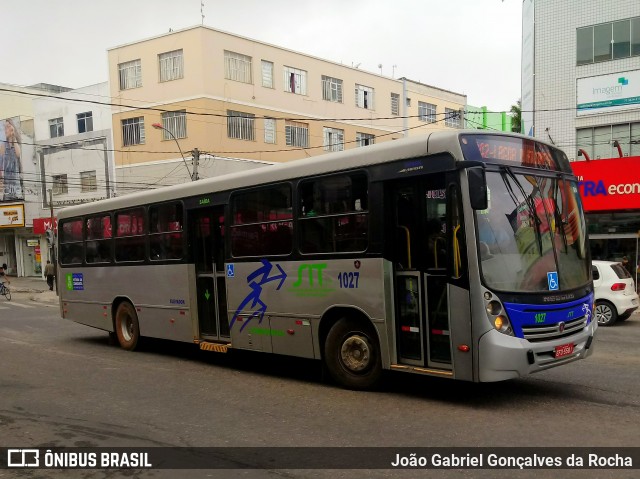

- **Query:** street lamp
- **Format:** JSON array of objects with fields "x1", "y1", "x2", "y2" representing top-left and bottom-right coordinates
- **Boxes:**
[{"x1": 151, "y1": 122, "x2": 194, "y2": 181}]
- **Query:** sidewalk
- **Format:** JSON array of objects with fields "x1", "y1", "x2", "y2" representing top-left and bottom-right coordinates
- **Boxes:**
[{"x1": 4, "y1": 275, "x2": 59, "y2": 304}]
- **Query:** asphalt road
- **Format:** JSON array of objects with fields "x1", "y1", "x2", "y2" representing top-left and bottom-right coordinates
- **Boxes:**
[{"x1": 1, "y1": 293, "x2": 639, "y2": 479}]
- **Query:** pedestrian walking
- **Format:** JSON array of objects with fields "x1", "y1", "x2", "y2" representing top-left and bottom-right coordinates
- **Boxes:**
[{"x1": 44, "y1": 260, "x2": 55, "y2": 291}]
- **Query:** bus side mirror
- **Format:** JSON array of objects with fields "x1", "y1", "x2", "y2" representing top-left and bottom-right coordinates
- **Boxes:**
[{"x1": 468, "y1": 167, "x2": 488, "y2": 210}]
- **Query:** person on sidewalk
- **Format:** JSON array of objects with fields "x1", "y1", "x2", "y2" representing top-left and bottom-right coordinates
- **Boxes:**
[{"x1": 44, "y1": 260, "x2": 55, "y2": 291}]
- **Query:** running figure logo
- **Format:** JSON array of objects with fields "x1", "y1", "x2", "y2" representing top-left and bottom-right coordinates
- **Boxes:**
[{"x1": 230, "y1": 259, "x2": 287, "y2": 332}]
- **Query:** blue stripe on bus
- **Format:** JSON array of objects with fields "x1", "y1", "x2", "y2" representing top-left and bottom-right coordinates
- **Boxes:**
[{"x1": 503, "y1": 294, "x2": 594, "y2": 339}]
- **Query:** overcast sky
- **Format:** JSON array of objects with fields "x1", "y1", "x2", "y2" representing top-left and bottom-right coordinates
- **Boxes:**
[{"x1": 5, "y1": 0, "x2": 522, "y2": 112}]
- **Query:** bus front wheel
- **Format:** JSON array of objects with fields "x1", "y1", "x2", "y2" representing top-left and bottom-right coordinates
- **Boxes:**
[
  {"x1": 115, "y1": 302, "x2": 140, "y2": 350},
  {"x1": 324, "y1": 317, "x2": 382, "y2": 390}
]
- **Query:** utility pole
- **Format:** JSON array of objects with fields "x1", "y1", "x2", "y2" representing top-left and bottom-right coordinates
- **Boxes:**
[
  {"x1": 48, "y1": 189, "x2": 57, "y2": 294},
  {"x1": 191, "y1": 148, "x2": 200, "y2": 181}
]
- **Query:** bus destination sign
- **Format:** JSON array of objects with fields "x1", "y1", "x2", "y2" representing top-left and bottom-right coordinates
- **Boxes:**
[{"x1": 461, "y1": 135, "x2": 559, "y2": 171}]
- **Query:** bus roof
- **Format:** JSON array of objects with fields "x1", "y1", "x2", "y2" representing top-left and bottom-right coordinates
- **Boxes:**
[{"x1": 56, "y1": 130, "x2": 558, "y2": 219}]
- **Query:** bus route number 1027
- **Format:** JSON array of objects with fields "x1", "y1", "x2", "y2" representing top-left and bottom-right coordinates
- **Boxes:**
[{"x1": 338, "y1": 272, "x2": 360, "y2": 289}]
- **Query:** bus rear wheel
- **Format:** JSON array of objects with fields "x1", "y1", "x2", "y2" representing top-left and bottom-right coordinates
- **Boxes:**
[
  {"x1": 115, "y1": 302, "x2": 140, "y2": 350},
  {"x1": 324, "y1": 317, "x2": 382, "y2": 390}
]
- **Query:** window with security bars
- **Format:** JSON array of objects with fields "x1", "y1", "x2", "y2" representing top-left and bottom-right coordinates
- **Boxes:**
[
  {"x1": 118, "y1": 59, "x2": 142, "y2": 90},
  {"x1": 161, "y1": 110, "x2": 187, "y2": 139},
  {"x1": 159, "y1": 49, "x2": 184, "y2": 82},
  {"x1": 445, "y1": 108, "x2": 461, "y2": 128},
  {"x1": 227, "y1": 110, "x2": 255, "y2": 141},
  {"x1": 264, "y1": 118, "x2": 276, "y2": 144},
  {"x1": 322, "y1": 75, "x2": 343, "y2": 102},
  {"x1": 121, "y1": 117, "x2": 146, "y2": 146},
  {"x1": 285, "y1": 121, "x2": 309, "y2": 147},
  {"x1": 284, "y1": 66, "x2": 307, "y2": 95},
  {"x1": 262, "y1": 60, "x2": 274, "y2": 88},
  {"x1": 80, "y1": 170, "x2": 97, "y2": 192},
  {"x1": 356, "y1": 132, "x2": 375, "y2": 147},
  {"x1": 224, "y1": 51, "x2": 252, "y2": 84},
  {"x1": 355, "y1": 84, "x2": 374, "y2": 109},
  {"x1": 77, "y1": 112, "x2": 93, "y2": 133},
  {"x1": 49, "y1": 117, "x2": 64, "y2": 138},
  {"x1": 323, "y1": 127, "x2": 344, "y2": 152},
  {"x1": 419, "y1": 102, "x2": 437, "y2": 123},
  {"x1": 391, "y1": 93, "x2": 400, "y2": 115},
  {"x1": 52, "y1": 174, "x2": 68, "y2": 195}
]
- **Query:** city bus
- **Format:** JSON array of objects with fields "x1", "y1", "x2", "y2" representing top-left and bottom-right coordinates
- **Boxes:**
[{"x1": 56, "y1": 130, "x2": 595, "y2": 389}]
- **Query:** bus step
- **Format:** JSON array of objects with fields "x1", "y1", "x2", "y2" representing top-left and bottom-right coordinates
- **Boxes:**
[{"x1": 199, "y1": 342, "x2": 231, "y2": 353}]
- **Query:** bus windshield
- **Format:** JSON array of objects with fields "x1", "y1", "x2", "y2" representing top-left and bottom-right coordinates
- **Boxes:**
[{"x1": 476, "y1": 169, "x2": 590, "y2": 293}]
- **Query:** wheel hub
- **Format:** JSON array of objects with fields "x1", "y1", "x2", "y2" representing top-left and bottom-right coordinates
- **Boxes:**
[{"x1": 340, "y1": 335, "x2": 371, "y2": 372}]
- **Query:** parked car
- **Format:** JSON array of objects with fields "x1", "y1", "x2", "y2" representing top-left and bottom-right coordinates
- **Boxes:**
[{"x1": 592, "y1": 260, "x2": 639, "y2": 326}]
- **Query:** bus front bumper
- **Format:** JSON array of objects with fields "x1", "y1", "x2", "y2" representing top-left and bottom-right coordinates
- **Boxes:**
[{"x1": 477, "y1": 320, "x2": 597, "y2": 382}]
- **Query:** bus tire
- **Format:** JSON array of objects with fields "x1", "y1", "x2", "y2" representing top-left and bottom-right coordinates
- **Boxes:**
[
  {"x1": 115, "y1": 302, "x2": 140, "y2": 350},
  {"x1": 324, "y1": 317, "x2": 382, "y2": 390},
  {"x1": 595, "y1": 300, "x2": 617, "y2": 326}
]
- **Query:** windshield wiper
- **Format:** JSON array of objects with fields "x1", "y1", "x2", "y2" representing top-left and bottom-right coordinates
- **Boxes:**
[
  {"x1": 501, "y1": 168, "x2": 543, "y2": 256},
  {"x1": 552, "y1": 178, "x2": 568, "y2": 253}
]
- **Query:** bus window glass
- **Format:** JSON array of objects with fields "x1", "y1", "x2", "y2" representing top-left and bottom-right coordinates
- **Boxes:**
[
  {"x1": 85, "y1": 215, "x2": 112, "y2": 263},
  {"x1": 299, "y1": 173, "x2": 368, "y2": 253},
  {"x1": 59, "y1": 219, "x2": 83, "y2": 265},
  {"x1": 149, "y1": 203, "x2": 183, "y2": 260},
  {"x1": 231, "y1": 185, "x2": 292, "y2": 257},
  {"x1": 115, "y1": 208, "x2": 145, "y2": 262}
]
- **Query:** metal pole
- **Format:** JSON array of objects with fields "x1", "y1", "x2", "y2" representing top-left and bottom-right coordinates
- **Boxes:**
[{"x1": 49, "y1": 189, "x2": 57, "y2": 294}]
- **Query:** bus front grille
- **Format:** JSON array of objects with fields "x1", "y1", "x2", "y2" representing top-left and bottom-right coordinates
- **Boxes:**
[{"x1": 521, "y1": 317, "x2": 588, "y2": 342}]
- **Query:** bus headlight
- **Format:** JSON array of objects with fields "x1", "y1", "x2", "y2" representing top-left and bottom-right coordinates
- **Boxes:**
[
  {"x1": 486, "y1": 300, "x2": 502, "y2": 316},
  {"x1": 493, "y1": 315, "x2": 513, "y2": 335}
]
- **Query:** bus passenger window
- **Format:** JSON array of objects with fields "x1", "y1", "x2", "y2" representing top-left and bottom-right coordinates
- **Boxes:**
[{"x1": 149, "y1": 203, "x2": 184, "y2": 261}]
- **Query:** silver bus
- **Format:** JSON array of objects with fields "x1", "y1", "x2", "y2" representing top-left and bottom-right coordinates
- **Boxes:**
[{"x1": 57, "y1": 130, "x2": 595, "y2": 389}]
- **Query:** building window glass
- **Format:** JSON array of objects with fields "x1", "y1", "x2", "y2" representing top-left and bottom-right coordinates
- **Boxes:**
[
  {"x1": 77, "y1": 112, "x2": 93, "y2": 134},
  {"x1": 227, "y1": 110, "x2": 255, "y2": 141},
  {"x1": 323, "y1": 127, "x2": 344, "y2": 152},
  {"x1": 80, "y1": 170, "x2": 97, "y2": 192},
  {"x1": 224, "y1": 50, "x2": 252, "y2": 84},
  {"x1": 118, "y1": 59, "x2": 142, "y2": 90},
  {"x1": 52, "y1": 174, "x2": 68, "y2": 195},
  {"x1": 264, "y1": 118, "x2": 276, "y2": 144},
  {"x1": 391, "y1": 93, "x2": 400, "y2": 115},
  {"x1": 418, "y1": 102, "x2": 437, "y2": 123},
  {"x1": 49, "y1": 117, "x2": 64, "y2": 138},
  {"x1": 159, "y1": 49, "x2": 184, "y2": 82},
  {"x1": 262, "y1": 60, "x2": 274, "y2": 88},
  {"x1": 161, "y1": 110, "x2": 187, "y2": 139},
  {"x1": 121, "y1": 117, "x2": 146, "y2": 146},
  {"x1": 356, "y1": 132, "x2": 375, "y2": 147},
  {"x1": 445, "y1": 108, "x2": 461, "y2": 128},
  {"x1": 283, "y1": 66, "x2": 307, "y2": 95},
  {"x1": 322, "y1": 75, "x2": 343, "y2": 102},
  {"x1": 355, "y1": 84, "x2": 374, "y2": 109},
  {"x1": 285, "y1": 121, "x2": 309, "y2": 147},
  {"x1": 577, "y1": 17, "x2": 640, "y2": 65}
]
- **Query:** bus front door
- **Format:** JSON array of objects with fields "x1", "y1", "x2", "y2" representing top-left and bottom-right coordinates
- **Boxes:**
[
  {"x1": 190, "y1": 207, "x2": 230, "y2": 341},
  {"x1": 390, "y1": 175, "x2": 453, "y2": 371}
]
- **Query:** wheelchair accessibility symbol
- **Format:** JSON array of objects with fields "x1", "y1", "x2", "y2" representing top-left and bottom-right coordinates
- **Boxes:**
[
  {"x1": 547, "y1": 271, "x2": 559, "y2": 291},
  {"x1": 226, "y1": 264, "x2": 235, "y2": 278}
]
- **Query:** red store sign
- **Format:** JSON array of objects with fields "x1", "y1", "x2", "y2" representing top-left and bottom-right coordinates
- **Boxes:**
[
  {"x1": 33, "y1": 217, "x2": 58, "y2": 235},
  {"x1": 571, "y1": 156, "x2": 640, "y2": 212}
]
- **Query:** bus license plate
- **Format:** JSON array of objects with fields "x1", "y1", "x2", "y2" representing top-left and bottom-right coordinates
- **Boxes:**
[{"x1": 554, "y1": 343, "x2": 574, "y2": 358}]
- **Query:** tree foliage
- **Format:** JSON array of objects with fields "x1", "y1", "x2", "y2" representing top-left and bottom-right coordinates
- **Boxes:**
[{"x1": 510, "y1": 100, "x2": 522, "y2": 133}]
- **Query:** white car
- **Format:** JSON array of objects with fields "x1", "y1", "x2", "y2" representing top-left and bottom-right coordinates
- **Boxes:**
[{"x1": 592, "y1": 260, "x2": 639, "y2": 326}]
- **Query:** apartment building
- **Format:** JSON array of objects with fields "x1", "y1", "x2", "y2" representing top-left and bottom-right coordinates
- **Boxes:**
[
  {"x1": 523, "y1": 0, "x2": 640, "y2": 274},
  {"x1": 107, "y1": 26, "x2": 466, "y2": 182}
]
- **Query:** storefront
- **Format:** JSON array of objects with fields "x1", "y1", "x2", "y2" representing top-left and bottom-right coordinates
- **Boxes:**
[
  {"x1": 0, "y1": 203, "x2": 25, "y2": 276},
  {"x1": 572, "y1": 156, "x2": 640, "y2": 285}
]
